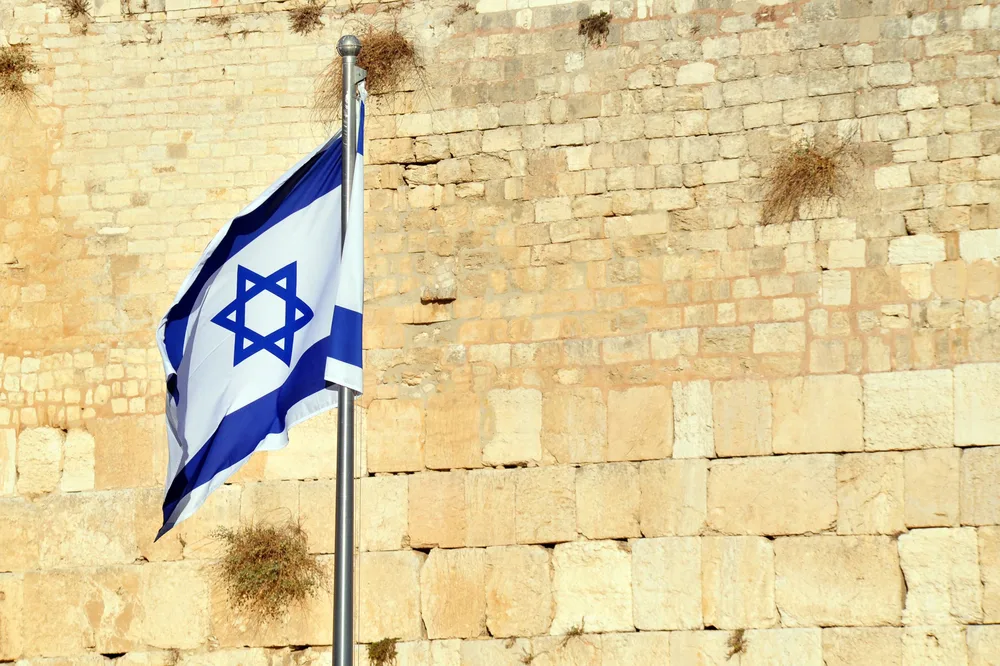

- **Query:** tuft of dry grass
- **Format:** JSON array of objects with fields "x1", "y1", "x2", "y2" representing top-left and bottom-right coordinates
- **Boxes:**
[
  {"x1": 197, "y1": 13, "x2": 234, "y2": 27},
  {"x1": 579, "y1": 11, "x2": 611, "y2": 47},
  {"x1": 368, "y1": 638, "x2": 398, "y2": 666},
  {"x1": 456, "y1": 1, "x2": 474, "y2": 12},
  {"x1": 213, "y1": 521, "x2": 324, "y2": 622},
  {"x1": 560, "y1": 619, "x2": 585, "y2": 647},
  {"x1": 727, "y1": 629, "x2": 747, "y2": 659},
  {"x1": 289, "y1": 1, "x2": 324, "y2": 35},
  {"x1": 0, "y1": 44, "x2": 37, "y2": 105},
  {"x1": 760, "y1": 137, "x2": 856, "y2": 224},
  {"x1": 60, "y1": 0, "x2": 92, "y2": 18}
]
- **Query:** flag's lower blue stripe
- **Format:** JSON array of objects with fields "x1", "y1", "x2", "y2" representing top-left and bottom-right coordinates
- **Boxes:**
[
  {"x1": 158, "y1": 336, "x2": 331, "y2": 537},
  {"x1": 329, "y1": 306, "x2": 363, "y2": 368}
]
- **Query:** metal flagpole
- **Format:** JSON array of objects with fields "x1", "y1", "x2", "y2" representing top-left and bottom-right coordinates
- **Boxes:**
[{"x1": 334, "y1": 33, "x2": 361, "y2": 666}]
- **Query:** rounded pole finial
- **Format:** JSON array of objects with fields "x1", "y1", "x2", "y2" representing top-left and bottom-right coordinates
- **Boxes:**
[{"x1": 337, "y1": 35, "x2": 362, "y2": 57}]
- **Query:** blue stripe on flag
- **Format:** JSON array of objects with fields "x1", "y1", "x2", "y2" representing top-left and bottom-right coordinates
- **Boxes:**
[{"x1": 329, "y1": 306, "x2": 363, "y2": 368}]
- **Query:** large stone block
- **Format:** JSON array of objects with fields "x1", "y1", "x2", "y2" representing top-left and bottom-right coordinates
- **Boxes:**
[
  {"x1": 426, "y1": 393, "x2": 482, "y2": 469},
  {"x1": 239, "y1": 480, "x2": 298, "y2": 525},
  {"x1": 713, "y1": 380, "x2": 772, "y2": 457},
  {"x1": 639, "y1": 459, "x2": 707, "y2": 537},
  {"x1": 707, "y1": 455, "x2": 837, "y2": 536},
  {"x1": 0, "y1": 429, "x2": 13, "y2": 496},
  {"x1": 577, "y1": 462, "x2": 640, "y2": 539},
  {"x1": 40, "y1": 491, "x2": 139, "y2": 568},
  {"x1": 775, "y1": 536, "x2": 904, "y2": 626},
  {"x1": 898, "y1": 527, "x2": 983, "y2": 625},
  {"x1": 961, "y1": 447, "x2": 1000, "y2": 525},
  {"x1": 902, "y1": 626, "x2": 968, "y2": 665},
  {"x1": 968, "y1": 625, "x2": 1000, "y2": 666},
  {"x1": 486, "y1": 545, "x2": 552, "y2": 638},
  {"x1": 88, "y1": 416, "x2": 163, "y2": 490},
  {"x1": 673, "y1": 380, "x2": 714, "y2": 458},
  {"x1": 421, "y1": 548, "x2": 487, "y2": 640},
  {"x1": 0, "y1": 573, "x2": 22, "y2": 661},
  {"x1": 0, "y1": 499, "x2": 40, "y2": 571},
  {"x1": 466, "y1": 468, "x2": 516, "y2": 547},
  {"x1": 551, "y1": 540, "x2": 632, "y2": 634},
  {"x1": 484, "y1": 388, "x2": 542, "y2": 466},
  {"x1": 905, "y1": 449, "x2": 960, "y2": 528},
  {"x1": 266, "y1": 409, "x2": 336, "y2": 480},
  {"x1": 608, "y1": 386, "x2": 672, "y2": 461},
  {"x1": 863, "y1": 371, "x2": 954, "y2": 450},
  {"x1": 981, "y1": 527, "x2": 1000, "y2": 623},
  {"x1": 742, "y1": 628, "x2": 823, "y2": 666},
  {"x1": 703, "y1": 536, "x2": 778, "y2": 629},
  {"x1": 837, "y1": 452, "x2": 905, "y2": 535},
  {"x1": 460, "y1": 638, "x2": 532, "y2": 666},
  {"x1": 409, "y1": 471, "x2": 467, "y2": 549},
  {"x1": 955, "y1": 364, "x2": 1000, "y2": 446},
  {"x1": 61, "y1": 429, "x2": 95, "y2": 492},
  {"x1": 358, "y1": 551, "x2": 425, "y2": 644},
  {"x1": 772, "y1": 375, "x2": 863, "y2": 454},
  {"x1": 822, "y1": 628, "x2": 903, "y2": 666},
  {"x1": 542, "y1": 388, "x2": 607, "y2": 463},
  {"x1": 528, "y1": 634, "x2": 602, "y2": 666},
  {"x1": 633, "y1": 537, "x2": 702, "y2": 630},
  {"x1": 16, "y1": 427, "x2": 63, "y2": 496},
  {"x1": 358, "y1": 475, "x2": 408, "y2": 552},
  {"x1": 515, "y1": 466, "x2": 577, "y2": 545},
  {"x1": 670, "y1": 630, "x2": 733, "y2": 665},
  {"x1": 603, "y1": 632, "x2": 671, "y2": 665},
  {"x1": 298, "y1": 480, "x2": 337, "y2": 554},
  {"x1": 140, "y1": 562, "x2": 210, "y2": 649},
  {"x1": 366, "y1": 400, "x2": 424, "y2": 472}
]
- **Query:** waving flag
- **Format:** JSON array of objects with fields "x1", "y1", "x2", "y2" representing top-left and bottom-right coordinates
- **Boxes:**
[{"x1": 155, "y1": 105, "x2": 365, "y2": 539}]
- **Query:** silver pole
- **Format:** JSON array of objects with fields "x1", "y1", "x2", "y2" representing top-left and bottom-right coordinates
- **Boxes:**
[{"x1": 334, "y1": 33, "x2": 361, "y2": 666}]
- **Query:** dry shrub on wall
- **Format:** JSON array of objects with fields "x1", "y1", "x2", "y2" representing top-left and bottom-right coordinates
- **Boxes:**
[
  {"x1": 579, "y1": 11, "x2": 612, "y2": 47},
  {"x1": 60, "y1": 0, "x2": 92, "y2": 19},
  {"x1": 289, "y1": 1, "x2": 325, "y2": 35},
  {"x1": 0, "y1": 44, "x2": 37, "y2": 107},
  {"x1": 727, "y1": 628, "x2": 748, "y2": 658},
  {"x1": 367, "y1": 638, "x2": 399, "y2": 666},
  {"x1": 213, "y1": 521, "x2": 324, "y2": 622},
  {"x1": 760, "y1": 134, "x2": 857, "y2": 225}
]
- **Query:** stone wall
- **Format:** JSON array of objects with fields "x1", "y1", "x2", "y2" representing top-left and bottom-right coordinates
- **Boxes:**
[{"x1": 2, "y1": 0, "x2": 1000, "y2": 660}]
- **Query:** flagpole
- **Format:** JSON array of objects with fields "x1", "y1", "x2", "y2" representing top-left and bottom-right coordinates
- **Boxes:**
[{"x1": 334, "y1": 34, "x2": 361, "y2": 666}]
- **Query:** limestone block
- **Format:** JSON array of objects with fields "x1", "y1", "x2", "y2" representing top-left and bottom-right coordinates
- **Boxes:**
[
  {"x1": 239, "y1": 480, "x2": 299, "y2": 525},
  {"x1": 551, "y1": 540, "x2": 632, "y2": 634},
  {"x1": 678, "y1": 62, "x2": 716, "y2": 85},
  {"x1": 713, "y1": 380, "x2": 771, "y2": 457},
  {"x1": 702, "y1": 536, "x2": 778, "y2": 629},
  {"x1": 902, "y1": 626, "x2": 968, "y2": 666},
  {"x1": 639, "y1": 459, "x2": 707, "y2": 537},
  {"x1": 981, "y1": 527, "x2": 1000, "y2": 623},
  {"x1": 267, "y1": 409, "x2": 336, "y2": 480},
  {"x1": 172, "y1": 484, "x2": 240, "y2": 560},
  {"x1": 741, "y1": 628, "x2": 823, "y2": 666},
  {"x1": 577, "y1": 463, "x2": 640, "y2": 539},
  {"x1": 753, "y1": 322, "x2": 806, "y2": 353},
  {"x1": 670, "y1": 630, "x2": 733, "y2": 666},
  {"x1": 16, "y1": 427, "x2": 63, "y2": 496},
  {"x1": 60, "y1": 429, "x2": 95, "y2": 492},
  {"x1": 140, "y1": 562, "x2": 210, "y2": 649},
  {"x1": 0, "y1": 429, "x2": 15, "y2": 496},
  {"x1": 776, "y1": 536, "x2": 903, "y2": 626},
  {"x1": 40, "y1": 491, "x2": 139, "y2": 568},
  {"x1": 708, "y1": 455, "x2": 837, "y2": 536},
  {"x1": 0, "y1": 573, "x2": 22, "y2": 661},
  {"x1": 959, "y1": 229, "x2": 1000, "y2": 261},
  {"x1": 863, "y1": 370, "x2": 954, "y2": 450},
  {"x1": 420, "y1": 548, "x2": 487, "y2": 639},
  {"x1": 822, "y1": 628, "x2": 903, "y2": 666},
  {"x1": 366, "y1": 400, "x2": 424, "y2": 472},
  {"x1": 387, "y1": 640, "x2": 461, "y2": 666},
  {"x1": 633, "y1": 537, "x2": 701, "y2": 630},
  {"x1": 88, "y1": 416, "x2": 163, "y2": 490},
  {"x1": 955, "y1": 363, "x2": 1000, "y2": 446},
  {"x1": 466, "y1": 468, "x2": 516, "y2": 547},
  {"x1": 173, "y1": 649, "x2": 271, "y2": 666},
  {"x1": 529, "y1": 634, "x2": 602, "y2": 666},
  {"x1": 772, "y1": 375, "x2": 863, "y2": 454},
  {"x1": 426, "y1": 393, "x2": 482, "y2": 470},
  {"x1": 0, "y1": 499, "x2": 39, "y2": 571},
  {"x1": 603, "y1": 631, "x2": 670, "y2": 665},
  {"x1": 461, "y1": 638, "x2": 531, "y2": 666},
  {"x1": 484, "y1": 389, "x2": 542, "y2": 466},
  {"x1": 821, "y1": 270, "x2": 852, "y2": 305},
  {"x1": 485, "y1": 545, "x2": 552, "y2": 638},
  {"x1": 542, "y1": 388, "x2": 607, "y2": 464},
  {"x1": 899, "y1": 527, "x2": 983, "y2": 625},
  {"x1": 652, "y1": 328, "x2": 698, "y2": 359},
  {"x1": 673, "y1": 380, "x2": 714, "y2": 458},
  {"x1": 968, "y1": 625, "x2": 1000, "y2": 666},
  {"x1": 608, "y1": 386, "x2": 672, "y2": 461},
  {"x1": 837, "y1": 452, "x2": 905, "y2": 535},
  {"x1": 409, "y1": 471, "x2": 466, "y2": 549},
  {"x1": 358, "y1": 475, "x2": 408, "y2": 552},
  {"x1": 358, "y1": 551, "x2": 425, "y2": 643},
  {"x1": 297, "y1": 480, "x2": 337, "y2": 555},
  {"x1": 515, "y1": 466, "x2": 577, "y2": 545},
  {"x1": 961, "y1": 447, "x2": 1000, "y2": 525},
  {"x1": 888, "y1": 235, "x2": 946, "y2": 265},
  {"x1": 905, "y1": 449, "x2": 960, "y2": 528}
]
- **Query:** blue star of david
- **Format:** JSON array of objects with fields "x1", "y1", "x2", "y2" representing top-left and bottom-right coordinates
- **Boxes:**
[{"x1": 211, "y1": 262, "x2": 314, "y2": 367}]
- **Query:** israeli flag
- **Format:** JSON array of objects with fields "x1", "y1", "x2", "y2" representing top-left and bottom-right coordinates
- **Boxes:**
[{"x1": 154, "y1": 104, "x2": 365, "y2": 539}]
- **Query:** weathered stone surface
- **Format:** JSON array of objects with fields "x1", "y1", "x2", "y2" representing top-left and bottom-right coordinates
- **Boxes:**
[
  {"x1": 409, "y1": 470, "x2": 466, "y2": 549},
  {"x1": 529, "y1": 634, "x2": 602, "y2": 666},
  {"x1": 542, "y1": 388, "x2": 607, "y2": 464},
  {"x1": 961, "y1": 447, "x2": 1000, "y2": 525},
  {"x1": 385, "y1": 640, "x2": 461, "y2": 666},
  {"x1": 775, "y1": 536, "x2": 904, "y2": 626},
  {"x1": 89, "y1": 416, "x2": 164, "y2": 490},
  {"x1": 0, "y1": 573, "x2": 23, "y2": 661},
  {"x1": 551, "y1": 540, "x2": 632, "y2": 634},
  {"x1": 297, "y1": 479, "x2": 337, "y2": 554},
  {"x1": 673, "y1": 380, "x2": 714, "y2": 458},
  {"x1": 713, "y1": 380, "x2": 772, "y2": 457},
  {"x1": 954, "y1": 363, "x2": 1000, "y2": 446},
  {"x1": 0, "y1": 499, "x2": 40, "y2": 572},
  {"x1": 602, "y1": 631, "x2": 670, "y2": 665},
  {"x1": 486, "y1": 546, "x2": 552, "y2": 638},
  {"x1": 772, "y1": 375, "x2": 863, "y2": 454},
  {"x1": 905, "y1": 449, "x2": 960, "y2": 528},
  {"x1": 484, "y1": 389, "x2": 542, "y2": 466},
  {"x1": 421, "y1": 548, "x2": 487, "y2": 639},
  {"x1": 61, "y1": 428, "x2": 95, "y2": 492},
  {"x1": 266, "y1": 409, "x2": 336, "y2": 480},
  {"x1": 707, "y1": 455, "x2": 837, "y2": 536},
  {"x1": 140, "y1": 562, "x2": 210, "y2": 649},
  {"x1": 239, "y1": 480, "x2": 298, "y2": 525},
  {"x1": 0, "y1": 429, "x2": 13, "y2": 496},
  {"x1": 515, "y1": 466, "x2": 577, "y2": 545},
  {"x1": 639, "y1": 459, "x2": 707, "y2": 537},
  {"x1": 366, "y1": 400, "x2": 424, "y2": 472},
  {"x1": 980, "y1": 527, "x2": 1000, "y2": 623},
  {"x1": 426, "y1": 393, "x2": 482, "y2": 470},
  {"x1": 888, "y1": 235, "x2": 946, "y2": 265},
  {"x1": 358, "y1": 475, "x2": 408, "y2": 552},
  {"x1": 863, "y1": 371, "x2": 954, "y2": 450},
  {"x1": 968, "y1": 625, "x2": 1000, "y2": 666},
  {"x1": 742, "y1": 628, "x2": 824, "y2": 666},
  {"x1": 576, "y1": 462, "x2": 640, "y2": 539},
  {"x1": 461, "y1": 638, "x2": 532, "y2": 666},
  {"x1": 358, "y1": 551, "x2": 425, "y2": 643},
  {"x1": 670, "y1": 630, "x2": 733, "y2": 666},
  {"x1": 16, "y1": 427, "x2": 63, "y2": 496},
  {"x1": 633, "y1": 537, "x2": 702, "y2": 630},
  {"x1": 703, "y1": 536, "x2": 777, "y2": 629},
  {"x1": 39, "y1": 491, "x2": 139, "y2": 568},
  {"x1": 822, "y1": 628, "x2": 903, "y2": 666},
  {"x1": 898, "y1": 527, "x2": 983, "y2": 625},
  {"x1": 466, "y1": 468, "x2": 516, "y2": 547},
  {"x1": 837, "y1": 452, "x2": 905, "y2": 535},
  {"x1": 902, "y1": 626, "x2": 968, "y2": 665},
  {"x1": 608, "y1": 386, "x2": 672, "y2": 461}
]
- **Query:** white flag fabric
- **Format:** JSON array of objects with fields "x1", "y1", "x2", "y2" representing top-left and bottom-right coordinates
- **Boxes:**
[{"x1": 155, "y1": 104, "x2": 365, "y2": 539}]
